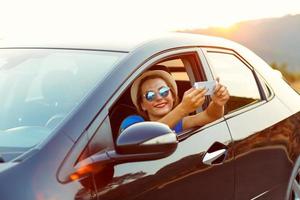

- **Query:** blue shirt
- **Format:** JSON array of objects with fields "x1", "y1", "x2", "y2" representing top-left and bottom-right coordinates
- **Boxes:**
[{"x1": 120, "y1": 115, "x2": 183, "y2": 134}]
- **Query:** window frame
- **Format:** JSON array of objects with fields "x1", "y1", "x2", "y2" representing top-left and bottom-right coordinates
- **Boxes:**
[
  {"x1": 201, "y1": 47, "x2": 270, "y2": 118},
  {"x1": 106, "y1": 48, "x2": 222, "y2": 142},
  {"x1": 255, "y1": 69, "x2": 275, "y2": 101}
]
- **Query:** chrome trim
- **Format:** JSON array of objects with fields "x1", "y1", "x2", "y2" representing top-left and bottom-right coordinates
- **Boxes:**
[
  {"x1": 250, "y1": 190, "x2": 270, "y2": 200},
  {"x1": 203, "y1": 149, "x2": 226, "y2": 165}
]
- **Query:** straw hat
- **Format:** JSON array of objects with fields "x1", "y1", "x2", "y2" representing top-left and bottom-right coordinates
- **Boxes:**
[{"x1": 130, "y1": 70, "x2": 178, "y2": 116}]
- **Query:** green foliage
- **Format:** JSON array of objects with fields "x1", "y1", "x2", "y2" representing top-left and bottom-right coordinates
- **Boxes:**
[{"x1": 270, "y1": 62, "x2": 300, "y2": 83}]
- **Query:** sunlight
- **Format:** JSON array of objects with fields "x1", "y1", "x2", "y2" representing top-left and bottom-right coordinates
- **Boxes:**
[{"x1": 0, "y1": 0, "x2": 299, "y2": 40}]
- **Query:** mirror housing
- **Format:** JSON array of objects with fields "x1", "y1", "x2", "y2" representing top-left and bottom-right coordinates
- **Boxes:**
[{"x1": 116, "y1": 121, "x2": 178, "y2": 155}]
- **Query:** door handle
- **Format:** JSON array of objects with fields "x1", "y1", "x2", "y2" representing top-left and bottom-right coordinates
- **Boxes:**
[{"x1": 202, "y1": 141, "x2": 228, "y2": 165}]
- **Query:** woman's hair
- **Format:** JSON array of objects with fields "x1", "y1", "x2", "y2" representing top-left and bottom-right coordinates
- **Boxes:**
[{"x1": 136, "y1": 75, "x2": 179, "y2": 119}]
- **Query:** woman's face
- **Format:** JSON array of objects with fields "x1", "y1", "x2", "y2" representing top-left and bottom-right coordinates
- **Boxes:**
[{"x1": 140, "y1": 78, "x2": 174, "y2": 121}]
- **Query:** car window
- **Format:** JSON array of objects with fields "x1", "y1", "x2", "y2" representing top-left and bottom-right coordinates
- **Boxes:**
[
  {"x1": 205, "y1": 51, "x2": 261, "y2": 114},
  {"x1": 0, "y1": 49, "x2": 126, "y2": 149},
  {"x1": 159, "y1": 58, "x2": 190, "y2": 81},
  {"x1": 158, "y1": 57, "x2": 194, "y2": 101},
  {"x1": 108, "y1": 53, "x2": 202, "y2": 141}
]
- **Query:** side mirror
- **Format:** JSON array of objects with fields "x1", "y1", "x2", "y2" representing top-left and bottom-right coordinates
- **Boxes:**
[
  {"x1": 66, "y1": 122, "x2": 178, "y2": 182},
  {"x1": 116, "y1": 121, "x2": 178, "y2": 156}
]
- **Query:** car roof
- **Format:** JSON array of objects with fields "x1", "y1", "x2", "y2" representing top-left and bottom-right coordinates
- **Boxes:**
[{"x1": 0, "y1": 32, "x2": 240, "y2": 53}]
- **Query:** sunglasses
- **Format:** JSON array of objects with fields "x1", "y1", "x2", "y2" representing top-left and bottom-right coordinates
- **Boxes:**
[{"x1": 143, "y1": 86, "x2": 170, "y2": 102}]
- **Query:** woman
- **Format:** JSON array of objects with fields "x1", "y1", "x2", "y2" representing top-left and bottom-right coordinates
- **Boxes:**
[{"x1": 120, "y1": 70, "x2": 229, "y2": 133}]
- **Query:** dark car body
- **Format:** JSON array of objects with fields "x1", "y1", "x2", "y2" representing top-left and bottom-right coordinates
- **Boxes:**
[{"x1": 0, "y1": 33, "x2": 300, "y2": 200}]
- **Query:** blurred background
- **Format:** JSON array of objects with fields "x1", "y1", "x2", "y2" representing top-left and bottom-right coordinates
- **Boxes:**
[
  {"x1": 0, "y1": 0, "x2": 299, "y2": 91},
  {"x1": 178, "y1": 14, "x2": 300, "y2": 92}
]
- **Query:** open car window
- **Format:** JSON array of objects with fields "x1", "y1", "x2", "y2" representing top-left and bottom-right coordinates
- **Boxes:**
[
  {"x1": 108, "y1": 53, "x2": 205, "y2": 142},
  {"x1": 204, "y1": 49, "x2": 262, "y2": 114}
]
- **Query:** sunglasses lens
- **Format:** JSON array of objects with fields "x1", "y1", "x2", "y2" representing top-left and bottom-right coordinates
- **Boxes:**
[
  {"x1": 144, "y1": 86, "x2": 170, "y2": 102},
  {"x1": 159, "y1": 86, "x2": 170, "y2": 97},
  {"x1": 145, "y1": 91, "x2": 156, "y2": 101}
]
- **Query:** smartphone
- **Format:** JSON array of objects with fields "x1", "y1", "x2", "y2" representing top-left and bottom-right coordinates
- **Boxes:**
[{"x1": 193, "y1": 80, "x2": 217, "y2": 95}]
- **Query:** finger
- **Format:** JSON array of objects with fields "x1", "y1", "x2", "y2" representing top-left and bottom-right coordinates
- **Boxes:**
[
  {"x1": 195, "y1": 95, "x2": 206, "y2": 105},
  {"x1": 194, "y1": 88, "x2": 208, "y2": 99},
  {"x1": 216, "y1": 77, "x2": 220, "y2": 83},
  {"x1": 184, "y1": 87, "x2": 195, "y2": 96},
  {"x1": 183, "y1": 89, "x2": 202, "y2": 103},
  {"x1": 189, "y1": 87, "x2": 206, "y2": 97},
  {"x1": 216, "y1": 86, "x2": 226, "y2": 96},
  {"x1": 221, "y1": 90, "x2": 229, "y2": 97},
  {"x1": 195, "y1": 87, "x2": 207, "y2": 93},
  {"x1": 214, "y1": 83, "x2": 221, "y2": 93},
  {"x1": 189, "y1": 87, "x2": 206, "y2": 94}
]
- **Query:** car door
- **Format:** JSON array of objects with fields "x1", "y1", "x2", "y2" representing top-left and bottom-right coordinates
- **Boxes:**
[
  {"x1": 90, "y1": 49, "x2": 235, "y2": 200},
  {"x1": 202, "y1": 48, "x2": 294, "y2": 199}
]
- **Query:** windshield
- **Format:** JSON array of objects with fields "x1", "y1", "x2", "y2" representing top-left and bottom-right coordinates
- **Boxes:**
[{"x1": 0, "y1": 49, "x2": 126, "y2": 151}]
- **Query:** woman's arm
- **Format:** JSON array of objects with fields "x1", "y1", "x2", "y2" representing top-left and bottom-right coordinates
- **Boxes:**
[
  {"x1": 183, "y1": 82, "x2": 230, "y2": 130},
  {"x1": 157, "y1": 87, "x2": 207, "y2": 129}
]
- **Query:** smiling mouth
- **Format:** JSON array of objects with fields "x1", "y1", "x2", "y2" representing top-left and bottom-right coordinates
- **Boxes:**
[{"x1": 154, "y1": 102, "x2": 167, "y2": 108}]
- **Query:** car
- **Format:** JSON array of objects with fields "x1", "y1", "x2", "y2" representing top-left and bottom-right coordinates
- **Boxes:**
[{"x1": 0, "y1": 33, "x2": 299, "y2": 200}]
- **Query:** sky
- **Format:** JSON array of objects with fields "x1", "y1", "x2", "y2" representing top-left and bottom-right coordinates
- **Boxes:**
[{"x1": 0, "y1": 0, "x2": 300, "y2": 40}]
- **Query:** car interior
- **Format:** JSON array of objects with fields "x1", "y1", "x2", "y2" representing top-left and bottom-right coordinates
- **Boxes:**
[{"x1": 109, "y1": 54, "x2": 203, "y2": 142}]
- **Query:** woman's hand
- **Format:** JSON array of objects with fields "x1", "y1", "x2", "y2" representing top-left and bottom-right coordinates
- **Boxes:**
[
  {"x1": 179, "y1": 87, "x2": 207, "y2": 115},
  {"x1": 158, "y1": 87, "x2": 207, "y2": 129},
  {"x1": 211, "y1": 78, "x2": 230, "y2": 107}
]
